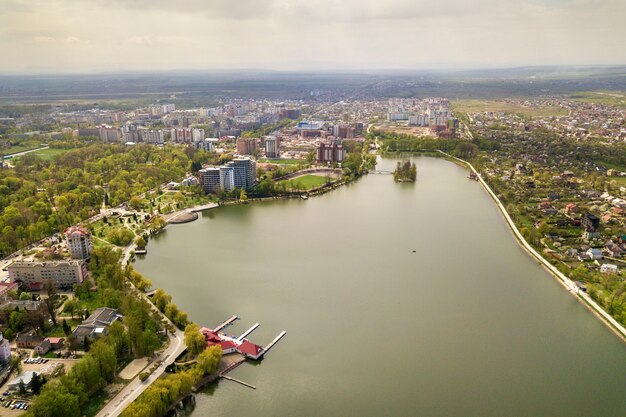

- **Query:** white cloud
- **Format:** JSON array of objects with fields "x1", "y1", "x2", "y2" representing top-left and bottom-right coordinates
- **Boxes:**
[{"x1": 0, "y1": 0, "x2": 624, "y2": 72}]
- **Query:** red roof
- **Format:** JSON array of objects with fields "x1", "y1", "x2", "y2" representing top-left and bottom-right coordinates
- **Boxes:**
[
  {"x1": 238, "y1": 340, "x2": 263, "y2": 356},
  {"x1": 220, "y1": 340, "x2": 237, "y2": 350}
]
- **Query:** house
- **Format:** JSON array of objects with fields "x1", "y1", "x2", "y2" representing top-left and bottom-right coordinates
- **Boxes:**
[
  {"x1": 600, "y1": 264, "x2": 619, "y2": 274},
  {"x1": 7, "y1": 372, "x2": 39, "y2": 392},
  {"x1": 72, "y1": 307, "x2": 122, "y2": 343},
  {"x1": 586, "y1": 248, "x2": 603, "y2": 260},
  {"x1": 565, "y1": 203, "x2": 580, "y2": 214},
  {"x1": 564, "y1": 248, "x2": 578, "y2": 258},
  {"x1": 46, "y1": 337, "x2": 65, "y2": 350},
  {"x1": 34, "y1": 338, "x2": 51, "y2": 355},
  {"x1": 606, "y1": 245, "x2": 623, "y2": 257},
  {"x1": 16, "y1": 331, "x2": 44, "y2": 349}
]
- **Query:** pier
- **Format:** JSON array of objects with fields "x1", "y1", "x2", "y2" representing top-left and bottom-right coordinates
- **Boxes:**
[
  {"x1": 213, "y1": 315, "x2": 239, "y2": 332},
  {"x1": 222, "y1": 375, "x2": 257, "y2": 390},
  {"x1": 263, "y1": 331, "x2": 287, "y2": 354},
  {"x1": 237, "y1": 323, "x2": 260, "y2": 341}
]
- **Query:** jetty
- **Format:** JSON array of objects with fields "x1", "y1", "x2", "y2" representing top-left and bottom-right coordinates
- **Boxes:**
[
  {"x1": 263, "y1": 331, "x2": 287, "y2": 354},
  {"x1": 213, "y1": 315, "x2": 239, "y2": 333},
  {"x1": 237, "y1": 323, "x2": 260, "y2": 341}
]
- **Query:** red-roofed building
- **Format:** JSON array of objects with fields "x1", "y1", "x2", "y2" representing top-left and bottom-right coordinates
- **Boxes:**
[
  {"x1": 238, "y1": 340, "x2": 265, "y2": 360},
  {"x1": 199, "y1": 327, "x2": 265, "y2": 359}
]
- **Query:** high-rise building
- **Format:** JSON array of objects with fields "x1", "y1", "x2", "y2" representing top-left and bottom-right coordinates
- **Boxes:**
[
  {"x1": 64, "y1": 226, "x2": 92, "y2": 259},
  {"x1": 229, "y1": 157, "x2": 256, "y2": 189},
  {"x1": 140, "y1": 129, "x2": 165, "y2": 144},
  {"x1": 219, "y1": 166, "x2": 235, "y2": 191},
  {"x1": 98, "y1": 126, "x2": 121, "y2": 143},
  {"x1": 316, "y1": 143, "x2": 345, "y2": 163},
  {"x1": 8, "y1": 260, "x2": 87, "y2": 290},
  {"x1": 264, "y1": 136, "x2": 280, "y2": 158},
  {"x1": 199, "y1": 167, "x2": 221, "y2": 193},
  {"x1": 122, "y1": 124, "x2": 140, "y2": 143},
  {"x1": 171, "y1": 128, "x2": 205, "y2": 144},
  {"x1": 236, "y1": 138, "x2": 259, "y2": 155}
]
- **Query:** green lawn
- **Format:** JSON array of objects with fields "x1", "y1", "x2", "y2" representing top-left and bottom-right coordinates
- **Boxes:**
[
  {"x1": 280, "y1": 174, "x2": 330, "y2": 190},
  {"x1": 44, "y1": 318, "x2": 82, "y2": 337},
  {"x1": 27, "y1": 147, "x2": 70, "y2": 160},
  {"x1": 452, "y1": 99, "x2": 569, "y2": 117},
  {"x1": 2, "y1": 143, "x2": 46, "y2": 156}
]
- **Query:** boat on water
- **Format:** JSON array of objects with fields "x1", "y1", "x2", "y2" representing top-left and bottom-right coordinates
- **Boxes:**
[{"x1": 301, "y1": 195, "x2": 309, "y2": 200}]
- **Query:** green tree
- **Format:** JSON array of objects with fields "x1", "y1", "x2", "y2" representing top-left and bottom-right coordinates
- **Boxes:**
[
  {"x1": 184, "y1": 323, "x2": 206, "y2": 356},
  {"x1": 62, "y1": 319, "x2": 71, "y2": 336},
  {"x1": 197, "y1": 345, "x2": 222, "y2": 375},
  {"x1": 63, "y1": 298, "x2": 80, "y2": 319}
]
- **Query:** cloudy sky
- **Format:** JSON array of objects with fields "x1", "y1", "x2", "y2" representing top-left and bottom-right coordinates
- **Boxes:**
[{"x1": 0, "y1": 0, "x2": 624, "y2": 73}]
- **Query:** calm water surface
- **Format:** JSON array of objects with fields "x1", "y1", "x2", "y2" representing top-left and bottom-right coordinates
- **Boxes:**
[{"x1": 136, "y1": 157, "x2": 626, "y2": 417}]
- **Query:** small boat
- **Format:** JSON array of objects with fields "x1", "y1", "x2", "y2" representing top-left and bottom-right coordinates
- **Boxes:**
[{"x1": 301, "y1": 195, "x2": 309, "y2": 200}]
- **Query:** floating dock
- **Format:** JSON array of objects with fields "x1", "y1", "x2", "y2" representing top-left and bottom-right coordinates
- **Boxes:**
[
  {"x1": 263, "y1": 331, "x2": 287, "y2": 354},
  {"x1": 213, "y1": 315, "x2": 238, "y2": 333},
  {"x1": 237, "y1": 323, "x2": 260, "y2": 341}
]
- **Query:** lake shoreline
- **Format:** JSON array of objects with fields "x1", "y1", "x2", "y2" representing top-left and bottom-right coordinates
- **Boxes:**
[{"x1": 438, "y1": 150, "x2": 626, "y2": 343}]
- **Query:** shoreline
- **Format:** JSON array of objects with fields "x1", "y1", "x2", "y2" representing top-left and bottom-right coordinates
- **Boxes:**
[{"x1": 437, "y1": 150, "x2": 626, "y2": 343}]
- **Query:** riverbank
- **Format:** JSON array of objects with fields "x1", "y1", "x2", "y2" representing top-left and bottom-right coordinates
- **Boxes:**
[{"x1": 439, "y1": 150, "x2": 626, "y2": 343}]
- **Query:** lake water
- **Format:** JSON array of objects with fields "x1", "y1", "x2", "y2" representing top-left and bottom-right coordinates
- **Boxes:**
[{"x1": 135, "y1": 156, "x2": 626, "y2": 417}]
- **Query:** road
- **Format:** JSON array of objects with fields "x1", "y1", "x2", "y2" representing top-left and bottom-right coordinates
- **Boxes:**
[
  {"x1": 96, "y1": 327, "x2": 186, "y2": 417},
  {"x1": 96, "y1": 224, "x2": 187, "y2": 417},
  {"x1": 97, "y1": 246, "x2": 186, "y2": 417}
]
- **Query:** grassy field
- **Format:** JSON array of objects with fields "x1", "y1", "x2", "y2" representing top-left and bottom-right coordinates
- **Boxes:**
[
  {"x1": 569, "y1": 91, "x2": 626, "y2": 108},
  {"x1": 280, "y1": 174, "x2": 330, "y2": 190},
  {"x1": 452, "y1": 99, "x2": 569, "y2": 117},
  {"x1": 27, "y1": 147, "x2": 69, "y2": 160},
  {"x1": 2, "y1": 143, "x2": 46, "y2": 156}
]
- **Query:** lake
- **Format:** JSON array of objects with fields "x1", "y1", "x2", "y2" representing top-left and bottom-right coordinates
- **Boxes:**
[{"x1": 135, "y1": 156, "x2": 626, "y2": 417}]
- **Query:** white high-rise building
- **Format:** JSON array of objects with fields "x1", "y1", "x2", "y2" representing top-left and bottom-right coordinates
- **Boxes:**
[{"x1": 219, "y1": 166, "x2": 235, "y2": 191}]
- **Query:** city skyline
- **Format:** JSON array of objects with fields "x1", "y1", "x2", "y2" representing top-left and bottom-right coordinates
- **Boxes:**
[{"x1": 0, "y1": 0, "x2": 625, "y2": 74}]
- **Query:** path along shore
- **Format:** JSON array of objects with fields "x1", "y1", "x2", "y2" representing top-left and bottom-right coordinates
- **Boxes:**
[{"x1": 437, "y1": 150, "x2": 626, "y2": 343}]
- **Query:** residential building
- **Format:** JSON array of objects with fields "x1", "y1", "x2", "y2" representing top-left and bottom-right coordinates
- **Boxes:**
[
  {"x1": 72, "y1": 307, "x2": 122, "y2": 343},
  {"x1": 219, "y1": 165, "x2": 235, "y2": 191},
  {"x1": 121, "y1": 124, "x2": 140, "y2": 143},
  {"x1": 264, "y1": 136, "x2": 280, "y2": 158},
  {"x1": 316, "y1": 143, "x2": 345, "y2": 163},
  {"x1": 228, "y1": 157, "x2": 256, "y2": 189},
  {"x1": 7, "y1": 372, "x2": 39, "y2": 392},
  {"x1": 582, "y1": 213, "x2": 600, "y2": 232},
  {"x1": 600, "y1": 264, "x2": 619, "y2": 274},
  {"x1": 98, "y1": 126, "x2": 121, "y2": 143},
  {"x1": 586, "y1": 248, "x2": 603, "y2": 260},
  {"x1": 236, "y1": 138, "x2": 259, "y2": 155},
  {"x1": 140, "y1": 129, "x2": 165, "y2": 144},
  {"x1": 171, "y1": 128, "x2": 205, "y2": 144},
  {"x1": 16, "y1": 331, "x2": 44, "y2": 349},
  {"x1": 194, "y1": 138, "x2": 219, "y2": 151},
  {"x1": 199, "y1": 167, "x2": 221, "y2": 193},
  {"x1": 64, "y1": 226, "x2": 92, "y2": 259},
  {"x1": 0, "y1": 282, "x2": 18, "y2": 300},
  {"x1": 8, "y1": 260, "x2": 87, "y2": 290}
]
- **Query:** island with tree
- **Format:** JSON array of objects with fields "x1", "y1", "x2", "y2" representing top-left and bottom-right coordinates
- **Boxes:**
[{"x1": 393, "y1": 160, "x2": 417, "y2": 182}]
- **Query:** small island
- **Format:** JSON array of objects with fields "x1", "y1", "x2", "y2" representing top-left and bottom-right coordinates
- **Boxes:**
[{"x1": 393, "y1": 160, "x2": 417, "y2": 182}]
